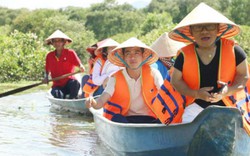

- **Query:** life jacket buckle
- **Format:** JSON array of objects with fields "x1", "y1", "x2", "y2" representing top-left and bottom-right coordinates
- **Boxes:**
[
  {"x1": 229, "y1": 96, "x2": 237, "y2": 104},
  {"x1": 162, "y1": 107, "x2": 166, "y2": 114}
]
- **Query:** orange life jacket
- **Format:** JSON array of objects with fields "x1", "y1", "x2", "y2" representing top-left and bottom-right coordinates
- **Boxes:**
[
  {"x1": 180, "y1": 38, "x2": 250, "y2": 135},
  {"x1": 242, "y1": 64, "x2": 250, "y2": 134},
  {"x1": 83, "y1": 57, "x2": 105, "y2": 97},
  {"x1": 103, "y1": 65, "x2": 158, "y2": 120},
  {"x1": 151, "y1": 79, "x2": 185, "y2": 124},
  {"x1": 181, "y1": 38, "x2": 235, "y2": 105}
]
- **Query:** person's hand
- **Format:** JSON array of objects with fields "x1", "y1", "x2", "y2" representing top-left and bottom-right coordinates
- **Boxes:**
[
  {"x1": 86, "y1": 96, "x2": 95, "y2": 108},
  {"x1": 216, "y1": 81, "x2": 228, "y2": 94},
  {"x1": 195, "y1": 87, "x2": 214, "y2": 102},
  {"x1": 42, "y1": 77, "x2": 49, "y2": 84},
  {"x1": 210, "y1": 92, "x2": 223, "y2": 103},
  {"x1": 88, "y1": 58, "x2": 95, "y2": 66},
  {"x1": 210, "y1": 81, "x2": 228, "y2": 103},
  {"x1": 79, "y1": 65, "x2": 85, "y2": 73}
]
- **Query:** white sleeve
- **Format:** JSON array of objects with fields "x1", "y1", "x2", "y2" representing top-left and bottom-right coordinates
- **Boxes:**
[
  {"x1": 92, "y1": 59, "x2": 104, "y2": 85},
  {"x1": 93, "y1": 61, "x2": 121, "y2": 85},
  {"x1": 103, "y1": 77, "x2": 116, "y2": 96},
  {"x1": 151, "y1": 67, "x2": 164, "y2": 90},
  {"x1": 104, "y1": 62, "x2": 121, "y2": 77}
]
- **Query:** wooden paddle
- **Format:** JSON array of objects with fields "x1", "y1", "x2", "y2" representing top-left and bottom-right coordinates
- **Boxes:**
[{"x1": 0, "y1": 71, "x2": 81, "y2": 98}]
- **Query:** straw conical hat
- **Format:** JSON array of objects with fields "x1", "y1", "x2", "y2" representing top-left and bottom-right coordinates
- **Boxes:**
[
  {"x1": 151, "y1": 32, "x2": 186, "y2": 58},
  {"x1": 108, "y1": 37, "x2": 158, "y2": 67},
  {"x1": 168, "y1": 3, "x2": 241, "y2": 43},
  {"x1": 45, "y1": 30, "x2": 72, "y2": 45},
  {"x1": 95, "y1": 38, "x2": 120, "y2": 56},
  {"x1": 86, "y1": 43, "x2": 97, "y2": 55},
  {"x1": 86, "y1": 46, "x2": 97, "y2": 52}
]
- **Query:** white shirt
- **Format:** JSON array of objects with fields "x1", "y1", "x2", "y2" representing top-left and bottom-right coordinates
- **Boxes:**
[
  {"x1": 92, "y1": 59, "x2": 122, "y2": 86},
  {"x1": 104, "y1": 67, "x2": 163, "y2": 116}
]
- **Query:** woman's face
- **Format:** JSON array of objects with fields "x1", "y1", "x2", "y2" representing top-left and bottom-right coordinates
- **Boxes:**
[
  {"x1": 102, "y1": 47, "x2": 115, "y2": 59},
  {"x1": 190, "y1": 23, "x2": 219, "y2": 48}
]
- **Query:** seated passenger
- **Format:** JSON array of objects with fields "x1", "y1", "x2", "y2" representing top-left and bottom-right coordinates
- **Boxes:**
[
  {"x1": 150, "y1": 32, "x2": 185, "y2": 80},
  {"x1": 92, "y1": 38, "x2": 122, "y2": 89},
  {"x1": 169, "y1": 3, "x2": 250, "y2": 134},
  {"x1": 82, "y1": 38, "x2": 120, "y2": 98},
  {"x1": 43, "y1": 30, "x2": 85, "y2": 99},
  {"x1": 86, "y1": 37, "x2": 163, "y2": 123},
  {"x1": 81, "y1": 42, "x2": 101, "y2": 97}
]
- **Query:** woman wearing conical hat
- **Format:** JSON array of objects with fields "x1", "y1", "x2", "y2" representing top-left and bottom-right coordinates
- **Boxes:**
[
  {"x1": 86, "y1": 37, "x2": 164, "y2": 123},
  {"x1": 82, "y1": 38, "x2": 121, "y2": 98},
  {"x1": 86, "y1": 43, "x2": 98, "y2": 73},
  {"x1": 169, "y1": 3, "x2": 249, "y2": 133},
  {"x1": 150, "y1": 32, "x2": 185, "y2": 80},
  {"x1": 43, "y1": 30, "x2": 85, "y2": 99},
  {"x1": 80, "y1": 42, "x2": 98, "y2": 97}
]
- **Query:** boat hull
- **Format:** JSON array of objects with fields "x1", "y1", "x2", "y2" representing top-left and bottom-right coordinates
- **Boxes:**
[
  {"x1": 48, "y1": 95, "x2": 90, "y2": 114},
  {"x1": 90, "y1": 106, "x2": 250, "y2": 155}
]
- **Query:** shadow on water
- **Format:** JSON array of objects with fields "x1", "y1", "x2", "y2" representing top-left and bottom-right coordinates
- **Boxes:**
[{"x1": 0, "y1": 91, "x2": 112, "y2": 156}]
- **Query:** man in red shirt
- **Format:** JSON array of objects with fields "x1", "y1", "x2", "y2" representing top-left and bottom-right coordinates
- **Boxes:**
[{"x1": 43, "y1": 30, "x2": 85, "y2": 99}]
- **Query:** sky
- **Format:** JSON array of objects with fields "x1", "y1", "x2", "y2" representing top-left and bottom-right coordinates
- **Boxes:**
[{"x1": 0, "y1": 0, "x2": 151, "y2": 10}]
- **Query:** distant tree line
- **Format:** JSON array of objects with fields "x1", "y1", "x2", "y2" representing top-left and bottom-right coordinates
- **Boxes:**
[{"x1": 0, "y1": 0, "x2": 250, "y2": 82}]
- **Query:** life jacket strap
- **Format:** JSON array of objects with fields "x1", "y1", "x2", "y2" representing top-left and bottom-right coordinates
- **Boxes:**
[
  {"x1": 86, "y1": 82, "x2": 97, "y2": 89},
  {"x1": 232, "y1": 87, "x2": 250, "y2": 123},
  {"x1": 107, "y1": 101, "x2": 123, "y2": 113},
  {"x1": 161, "y1": 85, "x2": 179, "y2": 112},
  {"x1": 156, "y1": 94, "x2": 174, "y2": 122},
  {"x1": 103, "y1": 109, "x2": 116, "y2": 116}
]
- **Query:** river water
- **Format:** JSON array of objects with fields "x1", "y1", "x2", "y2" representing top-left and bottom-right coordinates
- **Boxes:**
[
  {"x1": 0, "y1": 91, "x2": 112, "y2": 156},
  {"x1": 1, "y1": 91, "x2": 250, "y2": 156}
]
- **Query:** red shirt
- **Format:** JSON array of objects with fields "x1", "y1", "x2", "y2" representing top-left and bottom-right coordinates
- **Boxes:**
[{"x1": 45, "y1": 49, "x2": 81, "y2": 87}]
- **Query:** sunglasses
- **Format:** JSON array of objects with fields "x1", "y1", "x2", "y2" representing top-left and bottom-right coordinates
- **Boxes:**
[{"x1": 191, "y1": 24, "x2": 218, "y2": 32}]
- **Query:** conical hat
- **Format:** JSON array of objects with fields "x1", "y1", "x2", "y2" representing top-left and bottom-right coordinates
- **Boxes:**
[
  {"x1": 168, "y1": 3, "x2": 241, "y2": 43},
  {"x1": 86, "y1": 43, "x2": 97, "y2": 55},
  {"x1": 151, "y1": 32, "x2": 186, "y2": 57},
  {"x1": 45, "y1": 30, "x2": 72, "y2": 45},
  {"x1": 95, "y1": 38, "x2": 120, "y2": 56},
  {"x1": 108, "y1": 37, "x2": 158, "y2": 67},
  {"x1": 86, "y1": 39, "x2": 109, "y2": 55}
]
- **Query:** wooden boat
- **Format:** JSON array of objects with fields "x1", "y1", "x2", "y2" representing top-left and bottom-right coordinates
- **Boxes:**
[{"x1": 90, "y1": 106, "x2": 250, "y2": 156}]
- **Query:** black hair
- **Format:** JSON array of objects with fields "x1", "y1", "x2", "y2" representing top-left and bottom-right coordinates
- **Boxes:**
[
  {"x1": 102, "y1": 47, "x2": 108, "y2": 59},
  {"x1": 122, "y1": 48, "x2": 125, "y2": 54},
  {"x1": 141, "y1": 48, "x2": 144, "y2": 53}
]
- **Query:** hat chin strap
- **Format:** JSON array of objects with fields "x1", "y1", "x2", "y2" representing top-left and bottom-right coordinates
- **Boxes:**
[
  {"x1": 175, "y1": 24, "x2": 233, "y2": 47},
  {"x1": 174, "y1": 30, "x2": 195, "y2": 43},
  {"x1": 115, "y1": 53, "x2": 152, "y2": 70},
  {"x1": 215, "y1": 24, "x2": 233, "y2": 42}
]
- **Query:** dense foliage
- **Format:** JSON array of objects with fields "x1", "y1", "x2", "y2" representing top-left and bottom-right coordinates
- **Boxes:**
[
  {"x1": 0, "y1": 0, "x2": 250, "y2": 82},
  {"x1": 0, "y1": 30, "x2": 46, "y2": 82}
]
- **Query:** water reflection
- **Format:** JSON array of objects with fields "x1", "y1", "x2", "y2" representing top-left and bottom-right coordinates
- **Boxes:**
[{"x1": 0, "y1": 91, "x2": 112, "y2": 156}]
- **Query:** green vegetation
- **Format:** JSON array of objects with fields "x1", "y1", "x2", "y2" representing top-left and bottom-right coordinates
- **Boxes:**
[{"x1": 0, "y1": 0, "x2": 250, "y2": 83}]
